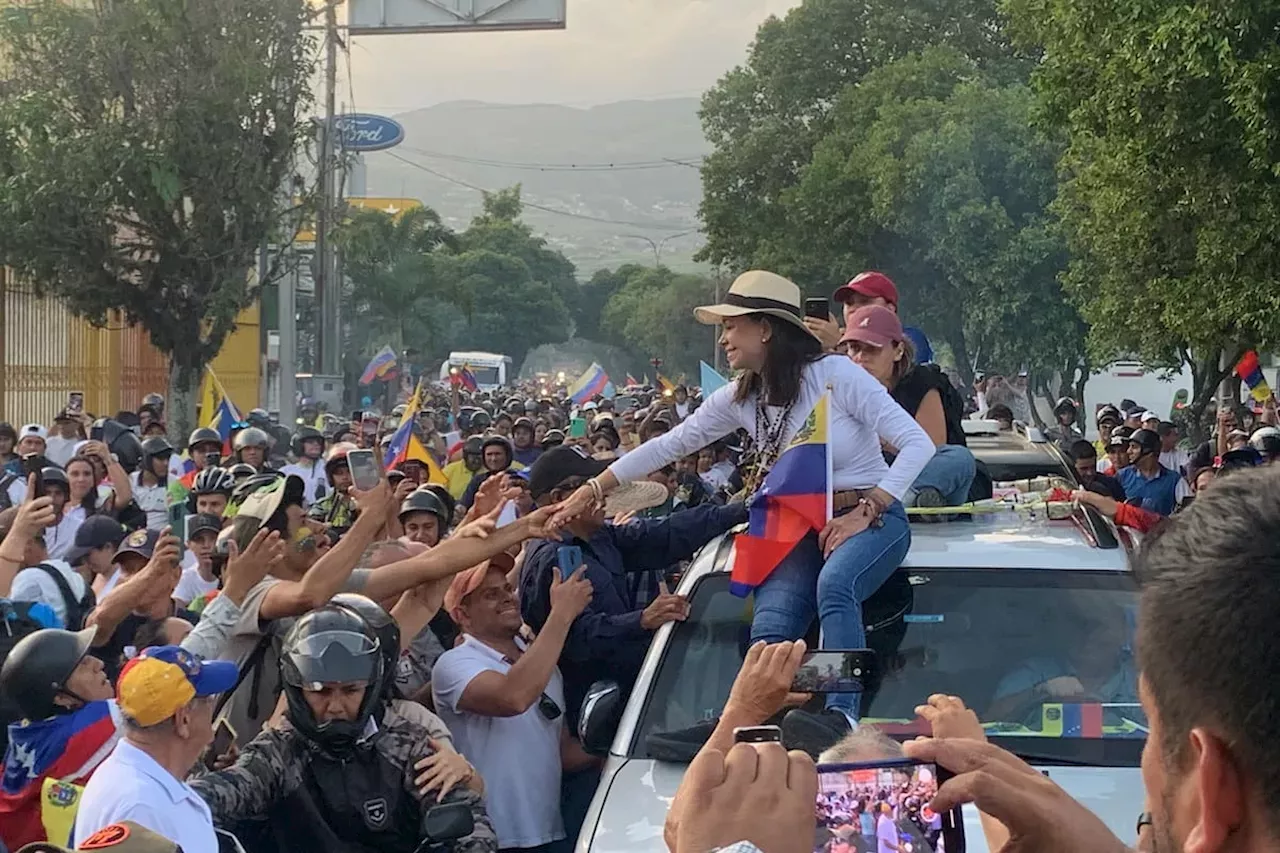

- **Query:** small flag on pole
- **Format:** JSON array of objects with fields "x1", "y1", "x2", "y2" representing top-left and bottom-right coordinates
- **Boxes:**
[
  {"x1": 1235, "y1": 350, "x2": 1273, "y2": 403},
  {"x1": 359, "y1": 345, "x2": 398, "y2": 386}
]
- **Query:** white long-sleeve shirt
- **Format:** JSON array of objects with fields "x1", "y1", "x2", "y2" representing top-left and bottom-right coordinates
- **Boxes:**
[{"x1": 609, "y1": 355, "x2": 935, "y2": 500}]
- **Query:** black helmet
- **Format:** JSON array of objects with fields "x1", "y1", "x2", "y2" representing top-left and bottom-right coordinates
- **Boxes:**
[
  {"x1": 1053, "y1": 397, "x2": 1078, "y2": 418},
  {"x1": 330, "y1": 594, "x2": 399, "y2": 700},
  {"x1": 233, "y1": 427, "x2": 271, "y2": 452},
  {"x1": 470, "y1": 411, "x2": 492, "y2": 432},
  {"x1": 1096, "y1": 404, "x2": 1121, "y2": 426},
  {"x1": 187, "y1": 427, "x2": 223, "y2": 452},
  {"x1": 524, "y1": 399, "x2": 539, "y2": 414},
  {"x1": 0, "y1": 626, "x2": 96, "y2": 719},
  {"x1": 247, "y1": 408, "x2": 271, "y2": 426},
  {"x1": 141, "y1": 436, "x2": 175, "y2": 472},
  {"x1": 40, "y1": 466, "x2": 69, "y2": 492},
  {"x1": 542, "y1": 429, "x2": 565, "y2": 449},
  {"x1": 512, "y1": 416, "x2": 535, "y2": 434},
  {"x1": 420, "y1": 483, "x2": 457, "y2": 525},
  {"x1": 89, "y1": 418, "x2": 142, "y2": 473},
  {"x1": 193, "y1": 466, "x2": 236, "y2": 496},
  {"x1": 399, "y1": 487, "x2": 449, "y2": 526},
  {"x1": 462, "y1": 436, "x2": 483, "y2": 457},
  {"x1": 504, "y1": 399, "x2": 524, "y2": 416},
  {"x1": 292, "y1": 426, "x2": 325, "y2": 458},
  {"x1": 1127, "y1": 428, "x2": 1160, "y2": 457},
  {"x1": 227, "y1": 462, "x2": 257, "y2": 483},
  {"x1": 281, "y1": 605, "x2": 386, "y2": 752}
]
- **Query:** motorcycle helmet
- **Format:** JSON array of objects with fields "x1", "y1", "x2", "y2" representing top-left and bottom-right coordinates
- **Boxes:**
[
  {"x1": 398, "y1": 486, "x2": 450, "y2": 527},
  {"x1": 1096, "y1": 404, "x2": 1121, "y2": 427},
  {"x1": 291, "y1": 425, "x2": 325, "y2": 458},
  {"x1": 524, "y1": 399, "x2": 539, "y2": 414},
  {"x1": 187, "y1": 427, "x2": 223, "y2": 453},
  {"x1": 330, "y1": 594, "x2": 400, "y2": 700},
  {"x1": 0, "y1": 626, "x2": 96, "y2": 719},
  {"x1": 233, "y1": 427, "x2": 271, "y2": 452},
  {"x1": 246, "y1": 408, "x2": 271, "y2": 427},
  {"x1": 280, "y1": 605, "x2": 386, "y2": 752},
  {"x1": 140, "y1": 436, "x2": 175, "y2": 473},
  {"x1": 1127, "y1": 428, "x2": 1161, "y2": 458},
  {"x1": 193, "y1": 466, "x2": 236, "y2": 496},
  {"x1": 39, "y1": 466, "x2": 70, "y2": 493},
  {"x1": 470, "y1": 410, "x2": 492, "y2": 433},
  {"x1": 419, "y1": 483, "x2": 456, "y2": 525},
  {"x1": 324, "y1": 442, "x2": 356, "y2": 479},
  {"x1": 227, "y1": 462, "x2": 257, "y2": 484},
  {"x1": 89, "y1": 418, "x2": 143, "y2": 473},
  {"x1": 1053, "y1": 397, "x2": 1078, "y2": 419},
  {"x1": 1251, "y1": 427, "x2": 1280, "y2": 460}
]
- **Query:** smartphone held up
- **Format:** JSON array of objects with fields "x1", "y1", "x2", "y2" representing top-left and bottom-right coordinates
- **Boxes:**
[
  {"x1": 346, "y1": 448, "x2": 381, "y2": 492},
  {"x1": 816, "y1": 759, "x2": 965, "y2": 853}
]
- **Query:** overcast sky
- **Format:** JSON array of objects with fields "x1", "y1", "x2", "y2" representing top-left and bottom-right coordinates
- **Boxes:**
[{"x1": 344, "y1": 0, "x2": 803, "y2": 114}]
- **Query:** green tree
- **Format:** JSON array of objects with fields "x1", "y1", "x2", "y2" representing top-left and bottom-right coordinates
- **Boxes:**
[
  {"x1": 778, "y1": 48, "x2": 1084, "y2": 390},
  {"x1": 601, "y1": 267, "x2": 718, "y2": 378},
  {"x1": 575, "y1": 264, "x2": 647, "y2": 341},
  {"x1": 0, "y1": 0, "x2": 315, "y2": 439},
  {"x1": 1007, "y1": 0, "x2": 1280, "y2": 433},
  {"x1": 698, "y1": 0, "x2": 1024, "y2": 274}
]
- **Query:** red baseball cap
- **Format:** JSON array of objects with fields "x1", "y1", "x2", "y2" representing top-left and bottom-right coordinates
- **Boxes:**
[
  {"x1": 832, "y1": 271, "x2": 899, "y2": 307},
  {"x1": 839, "y1": 305, "x2": 904, "y2": 349}
]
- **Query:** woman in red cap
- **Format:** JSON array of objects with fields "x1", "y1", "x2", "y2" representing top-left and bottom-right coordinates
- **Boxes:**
[{"x1": 838, "y1": 306, "x2": 976, "y2": 511}]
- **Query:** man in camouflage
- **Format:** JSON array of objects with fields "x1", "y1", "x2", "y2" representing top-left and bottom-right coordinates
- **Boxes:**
[{"x1": 190, "y1": 605, "x2": 496, "y2": 853}]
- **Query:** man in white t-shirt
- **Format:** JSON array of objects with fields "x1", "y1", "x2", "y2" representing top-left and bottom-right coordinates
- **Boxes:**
[
  {"x1": 2, "y1": 502, "x2": 92, "y2": 629},
  {"x1": 431, "y1": 553, "x2": 596, "y2": 853},
  {"x1": 172, "y1": 514, "x2": 223, "y2": 609},
  {"x1": 45, "y1": 410, "x2": 84, "y2": 469},
  {"x1": 1157, "y1": 421, "x2": 1191, "y2": 476}
]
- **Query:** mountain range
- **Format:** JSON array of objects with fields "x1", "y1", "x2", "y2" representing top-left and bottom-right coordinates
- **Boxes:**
[{"x1": 356, "y1": 98, "x2": 709, "y2": 274}]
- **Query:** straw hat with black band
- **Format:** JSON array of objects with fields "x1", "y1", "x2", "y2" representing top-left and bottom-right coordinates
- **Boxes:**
[{"x1": 693, "y1": 270, "x2": 818, "y2": 338}]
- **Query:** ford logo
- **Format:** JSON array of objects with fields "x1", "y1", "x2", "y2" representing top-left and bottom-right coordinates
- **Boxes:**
[{"x1": 333, "y1": 113, "x2": 405, "y2": 152}]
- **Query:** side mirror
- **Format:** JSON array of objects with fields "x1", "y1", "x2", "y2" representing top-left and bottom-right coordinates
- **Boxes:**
[
  {"x1": 578, "y1": 679, "x2": 623, "y2": 756},
  {"x1": 423, "y1": 801, "x2": 474, "y2": 843}
]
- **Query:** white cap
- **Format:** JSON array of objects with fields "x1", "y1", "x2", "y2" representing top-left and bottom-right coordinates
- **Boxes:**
[
  {"x1": 19, "y1": 423, "x2": 48, "y2": 441},
  {"x1": 1141, "y1": 411, "x2": 1160, "y2": 422}
]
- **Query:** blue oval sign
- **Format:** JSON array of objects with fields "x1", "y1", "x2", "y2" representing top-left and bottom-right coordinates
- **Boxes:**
[{"x1": 334, "y1": 113, "x2": 405, "y2": 152}]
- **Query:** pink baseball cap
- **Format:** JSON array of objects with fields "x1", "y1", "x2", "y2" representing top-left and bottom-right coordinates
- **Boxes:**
[
  {"x1": 832, "y1": 271, "x2": 899, "y2": 307},
  {"x1": 839, "y1": 305, "x2": 904, "y2": 349}
]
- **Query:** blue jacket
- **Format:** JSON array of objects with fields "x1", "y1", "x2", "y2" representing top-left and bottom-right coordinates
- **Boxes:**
[
  {"x1": 1118, "y1": 464, "x2": 1181, "y2": 516},
  {"x1": 519, "y1": 501, "x2": 748, "y2": 724}
]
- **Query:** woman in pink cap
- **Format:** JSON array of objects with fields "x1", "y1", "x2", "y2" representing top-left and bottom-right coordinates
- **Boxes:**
[{"x1": 839, "y1": 305, "x2": 976, "y2": 511}]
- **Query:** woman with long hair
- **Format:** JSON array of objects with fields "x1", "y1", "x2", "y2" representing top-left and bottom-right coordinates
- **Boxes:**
[{"x1": 551, "y1": 271, "x2": 935, "y2": 750}]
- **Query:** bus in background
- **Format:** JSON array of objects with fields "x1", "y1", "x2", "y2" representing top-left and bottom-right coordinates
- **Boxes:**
[
  {"x1": 1082, "y1": 360, "x2": 1194, "y2": 438},
  {"x1": 438, "y1": 351, "x2": 512, "y2": 391}
]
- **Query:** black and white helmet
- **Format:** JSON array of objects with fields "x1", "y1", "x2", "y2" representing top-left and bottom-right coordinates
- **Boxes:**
[{"x1": 193, "y1": 466, "x2": 236, "y2": 496}]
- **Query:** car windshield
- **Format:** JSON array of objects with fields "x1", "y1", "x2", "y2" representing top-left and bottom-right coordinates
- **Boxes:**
[{"x1": 632, "y1": 567, "x2": 1143, "y2": 766}]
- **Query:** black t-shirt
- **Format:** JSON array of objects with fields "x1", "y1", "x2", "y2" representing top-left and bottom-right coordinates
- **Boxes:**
[
  {"x1": 892, "y1": 365, "x2": 967, "y2": 447},
  {"x1": 96, "y1": 606, "x2": 199, "y2": 683}
]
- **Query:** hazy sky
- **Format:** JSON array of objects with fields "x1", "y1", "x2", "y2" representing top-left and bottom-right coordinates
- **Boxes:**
[{"x1": 344, "y1": 0, "x2": 803, "y2": 114}]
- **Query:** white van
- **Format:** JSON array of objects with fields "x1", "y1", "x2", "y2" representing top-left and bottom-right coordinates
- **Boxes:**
[
  {"x1": 1082, "y1": 360, "x2": 1193, "y2": 436},
  {"x1": 437, "y1": 351, "x2": 512, "y2": 391}
]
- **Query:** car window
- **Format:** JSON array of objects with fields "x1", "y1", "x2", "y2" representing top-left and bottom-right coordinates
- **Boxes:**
[{"x1": 632, "y1": 567, "x2": 1144, "y2": 766}]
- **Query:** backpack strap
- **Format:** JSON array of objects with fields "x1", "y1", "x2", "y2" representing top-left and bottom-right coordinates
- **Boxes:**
[
  {"x1": 33, "y1": 563, "x2": 95, "y2": 630},
  {"x1": 213, "y1": 633, "x2": 272, "y2": 720}
]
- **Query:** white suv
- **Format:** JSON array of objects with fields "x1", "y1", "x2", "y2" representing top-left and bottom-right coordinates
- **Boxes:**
[{"x1": 576, "y1": 508, "x2": 1145, "y2": 853}]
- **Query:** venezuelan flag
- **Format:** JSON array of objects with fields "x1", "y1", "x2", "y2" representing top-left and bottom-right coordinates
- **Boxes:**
[
  {"x1": 1235, "y1": 350, "x2": 1273, "y2": 403},
  {"x1": 457, "y1": 364, "x2": 479, "y2": 392},
  {"x1": 359, "y1": 345, "x2": 398, "y2": 386},
  {"x1": 731, "y1": 394, "x2": 832, "y2": 597},
  {"x1": 209, "y1": 395, "x2": 243, "y2": 456},
  {"x1": 568, "y1": 363, "x2": 610, "y2": 405},
  {"x1": 385, "y1": 381, "x2": 447, "y2": 485}
]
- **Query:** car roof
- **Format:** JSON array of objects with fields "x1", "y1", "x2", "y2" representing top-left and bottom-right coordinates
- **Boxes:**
[{"x1": 687, "y1": 511, "x2": 1131, "y2": 585}]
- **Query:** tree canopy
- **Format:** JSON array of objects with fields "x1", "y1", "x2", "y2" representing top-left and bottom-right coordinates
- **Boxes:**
[{"x1": 0, "y1": 0, "x2": 316, "y2": 438}]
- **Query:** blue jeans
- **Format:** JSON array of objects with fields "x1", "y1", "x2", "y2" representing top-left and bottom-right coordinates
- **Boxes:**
[
  {"x1": 750, "y1": 501, "x2": 911, "y2": 719},
  {"x1": 908, "y1": 445, "x2": 976, "y2": 506}
]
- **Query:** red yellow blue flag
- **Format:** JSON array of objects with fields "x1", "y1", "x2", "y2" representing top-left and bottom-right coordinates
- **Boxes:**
[
  {"x1": 384, "y1": 380, "x2": 447, "y2": 485},
  {"x1": 1235, "y1": 350, "x2": 1273, "y2": 404},
  {"x1": 731, "y1": 393, "x2": 832, "y2": 598}
]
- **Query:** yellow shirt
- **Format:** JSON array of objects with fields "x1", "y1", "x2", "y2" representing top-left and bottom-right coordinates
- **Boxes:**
[{"x1": 443, "y1": 460, "x2": 478, "y2": 500}]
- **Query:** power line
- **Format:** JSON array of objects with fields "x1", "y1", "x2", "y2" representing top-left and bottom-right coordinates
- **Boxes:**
[
  {"x1": 383, "y1": 150, "x2": 700, "y2": 232},
  {"x1": 396, "y1": 145, "x2": 706, "y2": 172}
]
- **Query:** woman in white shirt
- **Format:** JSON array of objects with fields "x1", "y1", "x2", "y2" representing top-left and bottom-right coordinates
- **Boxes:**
[{"x1": 551, "y1": 271, "x2": 935, "y2": 744}]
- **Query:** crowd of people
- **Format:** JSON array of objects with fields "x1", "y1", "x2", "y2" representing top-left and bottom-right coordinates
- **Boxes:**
[{"x1": 0, "y1": 267, "x2": 1270, "y2": 853}]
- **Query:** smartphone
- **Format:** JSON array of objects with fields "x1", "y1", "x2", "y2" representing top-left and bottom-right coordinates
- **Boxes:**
[
  {"x1": 804, "y1": 298, "x2": 829, "y2": 320},
  {"x1": 733, "y1": 725, "x2": 781, "y2": 744},
  {"x1": 557, "y1": 545, "x2": 583, "y2": 572},
  {"x1": 791, "y1": 650, "x2": 875, "y2": 693},
  {"x1": 205, "y1": 719, "x2": 238, "y2": 770},
  {"x1": 22, "y1": 454, "x2": 45, "y2": 499},
  {"x1": 347, "y1": 448, "x2": 381, "y2": 492},
  {"x1": 167, "y1": 503, "x2": 187, "y2": 542},
  {"x1": 816, "y1": 759, "x2": 965, "y2": 853},
  {"x1": 569, "y1": 417, "x2": 588, "y2": 439},
  {"x1": 67, "y1": 391, "x2": 84, "y2": 415}
]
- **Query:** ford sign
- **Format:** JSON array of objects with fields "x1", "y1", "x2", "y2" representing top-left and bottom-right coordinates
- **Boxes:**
[{"x1": 334, "y1": 114, "x2": 405, "y2": 152}]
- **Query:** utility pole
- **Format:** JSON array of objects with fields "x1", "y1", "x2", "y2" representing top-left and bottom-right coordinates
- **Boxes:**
[
  {"x1": 278, "y1": 249, "x2": 298, "y2": 428},
  {"x1": 315, "y1": 0, "x2": 339, "y2": 376}
]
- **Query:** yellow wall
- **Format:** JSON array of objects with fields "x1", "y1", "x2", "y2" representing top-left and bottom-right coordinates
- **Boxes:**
[{"x1": 198, "y1": 304, "x2": 262, "y2": 422}]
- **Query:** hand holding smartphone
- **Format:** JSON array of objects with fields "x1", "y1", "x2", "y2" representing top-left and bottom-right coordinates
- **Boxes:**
[
  {"x1": 791, "y1": 649, "x2": 875, "y2": 693},
  {"x1": 804, "y1": 298, "x2": 830, "y2": 320},
  {"x1": 347, "y1": 448, "x2": 381, "y2": 492},
  {"x1": 67, "y1": 391, "x2": 84, "y2": 416}
]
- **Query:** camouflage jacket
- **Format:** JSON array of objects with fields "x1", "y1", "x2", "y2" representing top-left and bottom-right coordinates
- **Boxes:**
[{"x1": 189, "y1": 713, "x2": 496, "y2": 853}]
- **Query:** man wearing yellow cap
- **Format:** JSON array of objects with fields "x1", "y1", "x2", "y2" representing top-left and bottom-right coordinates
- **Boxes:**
[{"x1": 72, "y1": 645, "x2": 237, "y2": 853}]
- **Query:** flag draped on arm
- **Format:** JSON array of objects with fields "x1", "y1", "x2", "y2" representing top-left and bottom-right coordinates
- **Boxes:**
[
  {"x1": 1235, "y1": 350, "x2": 1273, "y2": 403},
  {"x1": 730, "y1": 394, "x2": 833, "y2": 598},
  {"x1": 384, "y1": 380, "x2": 447, "y2": 485}
]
